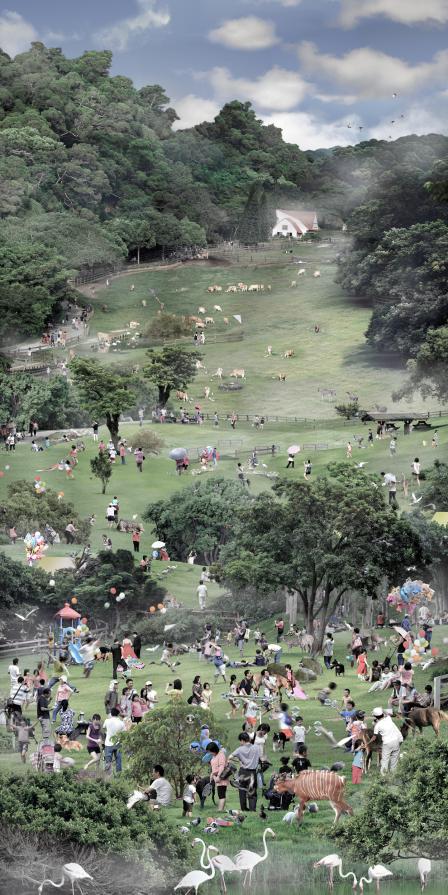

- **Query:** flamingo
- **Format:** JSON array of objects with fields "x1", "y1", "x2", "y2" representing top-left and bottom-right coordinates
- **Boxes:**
[
  {"x1": 175, "y1": 844, "x2": 217, "y2": 895},
  {"x1": 38, "y1": 863, "x2": 93, "y2": 895},
  {"x1": 314, "y1": 854, "x2": 357, "y2": 890},
  {"x1": 359, "y1": 865, "x2": 393, "y2": 893},
  {"x1": 234, "y1": 827, "x2": 275, "y2": 885},
  {"x1": 417, "y1": 859, "x2": 431, "y2": 891},
  {"x1": 194, "y1": 837, "x2": 240, "y2": 893}
]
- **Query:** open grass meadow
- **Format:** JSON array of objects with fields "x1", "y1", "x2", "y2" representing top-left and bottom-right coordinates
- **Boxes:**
[
  {"x1": 0, "y1": 620, "x2": 447, "y2": 892},
  {"x1": 73, "y1": 237, "x2": 441, "y2": 418}
]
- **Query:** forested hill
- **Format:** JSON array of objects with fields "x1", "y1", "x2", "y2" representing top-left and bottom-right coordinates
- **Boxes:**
[{"x1": 1, "y1": 41, "x2": 448, "y2": 347}]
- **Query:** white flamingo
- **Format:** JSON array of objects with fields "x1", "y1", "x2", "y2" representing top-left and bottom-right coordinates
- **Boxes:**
[
  {"x1": 417, "y1": 859, "x2": 431, "y2": 892},
  {"x1": 38, "y1": 863, "x2": 93, "y2": 895},
  {"x1": 194, "y1": 837, "x2": 240, "y2": 893},
  {"x1": 234, "y1": 827, "x2": 275, "y2": 885},
  {"x1": 314, "y1": 854, "x2": 357, "y2": 890},
  {"x1": 359, "y1": 865, "x2": 393, "y2": 893},
  {"x1": 175, "y1": 844, "x2": 217, "y2": 895}
]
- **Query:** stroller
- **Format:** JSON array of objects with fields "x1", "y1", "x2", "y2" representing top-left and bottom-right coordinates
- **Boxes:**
[{"x1": 36, "y1": 741, "x2": 55, "y2": 773}]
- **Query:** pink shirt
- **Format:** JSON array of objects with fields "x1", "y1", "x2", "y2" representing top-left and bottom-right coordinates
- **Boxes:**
[
  {"x1": 56, "y1": 683, "x2": 71, "y2": 702},
  {"x1": 210, "y1": 750, "x2": 229, "y2": 787},
  {"x1": 131, "y1": 700, "x2": 143, "y2": 718}
]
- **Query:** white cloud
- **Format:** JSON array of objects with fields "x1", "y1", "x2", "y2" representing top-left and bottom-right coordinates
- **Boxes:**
[
  {"x1": 209, "y1": 16, "x2": 279, "y2": 50},
  {"x1": 0, "y1": 10, "x2": 37, "y2": 56},
  {"x1": 340, "y1": 0, "x2": 448, "y2": 27},
  {"x1": 96, "y1": 0, "x2": 170, "y2": 51},
  {"x1": 207, "y1": 65, "x2": 308, "y2": 111},
  {"x1": 172, "y1": 95, "x2": 221, "y2": 130},
  {"x1": 265, "y1": 110, "x2": 357, "y2": 150},
  {"x1": 298, "y1": 42, "x2": 448, "y2": 98}
]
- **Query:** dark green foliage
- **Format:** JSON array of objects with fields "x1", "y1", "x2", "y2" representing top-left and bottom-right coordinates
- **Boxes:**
[
  {"x1": 0, "y1": 551, "x2": 48, "y2": 613},
  {"x1": 144, "y1": 477, "x2": 251, "y2": 563},
  {"x1": 0, "y1": 371, "x2": 87, "y2": 430},
  {"x1": 221, "y1": 465, "x2": 426, "y2": 647},
  {"x1": 395, "y1": 326, "x2": 448, "y2": 403},
  {"x1": 0, "y1": 770, "x2": 188, "y2": 865},
  {"x1": 237, "y1": 182, "x2": 273, "y2": 244},
  {"x1": 124, "y1": 703, "x2": 226, "y2": 796},
  {"x1": 146, "y1": 312, "x2": 193, "y2": 341},
  {"x1": 335, "y1": 401, "x2": 359, "y2": 419},
  {"x1": 70, "y1": 357, "x2": 134, "y2": 442},
  {"x1": 0, "y1": 480, "x2": 89, "y2": 541},
  {"x1": 422, "y1": 460, "x2": 448, "y2": 510},
  {"x1": 334, "y1": 740, "x2": 448, "y2": 860},
  {"x1": 90, "y1": 451, "x2": 112, "y2": 494},
  {"x1": 144, "y1": 345, "x2": 200, "y2": 405}
]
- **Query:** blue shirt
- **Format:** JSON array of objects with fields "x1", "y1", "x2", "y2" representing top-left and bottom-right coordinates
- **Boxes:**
[
  {"x1": 340, "y1": 708, "x2": 357, "y2": 722},
  {"x1": 352, "y1": 749, "x2": 364, "y2": 769}
]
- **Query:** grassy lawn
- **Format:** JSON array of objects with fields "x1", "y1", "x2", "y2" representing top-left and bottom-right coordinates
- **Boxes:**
[
  {"x1": 0, "y1": 417, "x2": 446, "y2": 558},
  {"x1": 1, "y1": 622, "x2": 447, "y2": 883},
  {"x1": 71, "y1": 237, "x2": 439, "y2": 418}
]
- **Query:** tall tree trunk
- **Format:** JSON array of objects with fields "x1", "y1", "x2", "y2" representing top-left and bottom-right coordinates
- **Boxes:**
[
  {"x1": 137, "y1": 245, "x2": 140, "y2": 265},
  {"x1": 106, "y1": 411, "x2": 120, "y2": 446},
  {"x1": 158, "y1": 385, "x2": 170, "y2": 406}
]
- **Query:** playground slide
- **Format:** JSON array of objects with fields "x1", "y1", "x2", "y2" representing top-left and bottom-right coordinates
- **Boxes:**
[{"x1": 68, "y1": 642, "x2": 84, "y2": 664}]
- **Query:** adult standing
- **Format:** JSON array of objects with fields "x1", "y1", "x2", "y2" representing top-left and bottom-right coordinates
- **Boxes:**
[
  {"x1": 208, "y1": 741, "x2": 229, "y2": 811},
  {"x1": 275, "y1": 618, "x2": 284, "y2": 643},
  {"x1": 132, "y1": 528, "x2": 141, "y2": 553},
  {"x1": 104, "y1": 680, "x2": 119, "y2": 716},
  {"x1": 323, "y1": 633, "x2": 334, "y2": 669},
  {"x1": 228, "y1": 732, "x2": 262, "y2": 812},
  {"x1": 138, "y1": 408, "x2": 144, "y2": 427},
  {"x1": 92, "y1": 421, "x2": 99, "y2": 442},
  {"x1": 351, "y1": 627, "x2": 363, "y2": 659},
  {"x1": 286, "y1": 452, "x2": 295, "y2": 469},
  {"x1": 103, "y1": 708, "x2": 126, "y2": 775},
  {"x1": 111, "y1": 640, "x2": 122, "y2": 679},
  {"x1": 132, "y1": 631, "x2": 142, "y2": 659},
  {"x1": 65, "y1": 521, "x2": 78, "y2": 544},
  {"x1": 191, "y1": 675, "x2": 203, "y2": 706},
  {"x1": 37, "y1": 687, "x2": 52, "y2": 741},
  {"x1": 197, "y1": 581, "x2": 207, "y2": 610},
  {"x1": 371, "y1": 707, "x2": 403, "y2": 775}
]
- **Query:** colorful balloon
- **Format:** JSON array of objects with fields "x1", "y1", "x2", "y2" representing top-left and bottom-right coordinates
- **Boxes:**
[
  {"x1": 110, "y1": 587, "x2": 117, "y2": 595},
  {"x1": 71, "y1": 597, "x2": 78, "y2": 605}
]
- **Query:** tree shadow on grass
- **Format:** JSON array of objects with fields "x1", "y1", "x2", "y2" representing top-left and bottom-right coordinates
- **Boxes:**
[{"x1": 342, "y1": 344, "x2": 406, "y2": 372}]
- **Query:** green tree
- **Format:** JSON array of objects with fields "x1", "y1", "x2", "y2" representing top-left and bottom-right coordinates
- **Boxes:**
[
  {"x1": 0, "y1": 552, "x2": 48, "y2": 616},
  {"x1": 144, "y1": 478, "x2": 251, "y2": 563},
  {"x1": 421, "y1": 460, "x2": 448, "y2": 510},
  {"x1": 394, "y1": 326, "x2": 448, "y2": 403},
  {"x1": 0, "y1": 481, "x2": 89, "y2": 542},
  {"x1": 123, "y1": 703, "x2": 226, "y2": 796},
  {"x1": 70, "y1": 357, "x2": 134, "y2": 443},
  {"x1": 108, "y1": 217, "x2": 155, "y2": 264},
  {"x1": 237, "y1": 181, "x2": 272, "y2": 244},
  {"x1": 222, "y1": 466, "x2": 426, "y2": 648},
  {"x1": 90, "y1": 450, "x2": 112, "y2": 494},
  {"x1": 335, "y1": 740, "x2": 448, "y2": 861},
  {"x1": 144, "y1": 346, "x2": 200, "y2": 406}
]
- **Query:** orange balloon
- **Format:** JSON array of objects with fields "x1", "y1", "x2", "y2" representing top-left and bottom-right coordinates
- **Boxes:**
[
  {"x1": 157, "y1": 603, "x2": 164, "y2": 609},
  {"x1": 149, "y1": 606, "x2": 156, "y2": 613},
  {"x1": 71, "y1": 597, "x2": 78, "y2": 605}
]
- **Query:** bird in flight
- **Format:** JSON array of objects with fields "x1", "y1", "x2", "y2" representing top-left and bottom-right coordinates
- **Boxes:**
[{"x1": 14, "y1": 608, "x2": 38, "y2": 621}]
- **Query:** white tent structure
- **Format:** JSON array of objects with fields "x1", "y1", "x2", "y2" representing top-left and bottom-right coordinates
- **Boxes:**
[{"x1": 272, "y1": 209, "x2": 319, "y2": 238}]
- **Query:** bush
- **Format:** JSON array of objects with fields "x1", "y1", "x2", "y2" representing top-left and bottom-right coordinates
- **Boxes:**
[
  {"x1": 129, "y1": 430, "x2": 164, "y2": 454},
  {"x1": 146, "y1": 313, "x2": 192, "y2": 341},
  {"x1": 124, "y1": 703, "x2": 227, "y2": 796},
  {"x1": 335, "y1": 401, "x2": 359, "y2": 419},
  {"x1": 0, "y1": 481, "x2": 89, "y2": 542}
]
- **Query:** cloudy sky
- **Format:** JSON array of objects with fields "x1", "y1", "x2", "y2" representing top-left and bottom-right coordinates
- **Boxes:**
[{"x1": 1, "y1": 0, "x2": 447, "y2": 149}]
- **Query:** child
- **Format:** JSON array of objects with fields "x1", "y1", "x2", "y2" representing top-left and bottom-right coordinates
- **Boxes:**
[
  {"x1": 278, "y1": 702, "x2": 293, "y2": 743},
  {"x1": 292, "y1": 716, "x2": 309, "y2": 752},
  {"x1": 244, "y1": 699, "x2": 259, "y2": 729},
  {"x1": 352, "y1": 739, "x2": 364, "y2": 784},
  {"x1": 341, "y1": 688, "x2": 351, "y2": 708},
  {"x1": 317, "y1": 681, "x2": 337, "y2": 705},
  {"x1": 340, "y1": 699, "x2": 357, "y2": 722},
  {"x1": 278, "y1": 755, "x2": 293, "y2": 775},
  {"x1": 292, "y1": 744, "x2": 311, "y2": 774},
  {"x1": 84, "y1": 713, "x2": 102, "y2": 770},
  {"x1": 356, "y1": 651, "x2": 369, "y2": 679},
  {"x1": 182, "y1": 774, "x2": 196, "y2": 817},
  {"x1": 131, "y1": 694, "x2": 144, "y2": 723},
  {"x1": 201, "y1": 682, "x2": 213, "y2": 710}
]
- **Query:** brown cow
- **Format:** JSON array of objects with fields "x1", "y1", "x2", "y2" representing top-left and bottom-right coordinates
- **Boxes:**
[
  {"x1": 274, "y1": 770, "x2": 353, "y2": 825},
  {"x1": 401, "y1": 707, "x2": 448, "y2": 738}
]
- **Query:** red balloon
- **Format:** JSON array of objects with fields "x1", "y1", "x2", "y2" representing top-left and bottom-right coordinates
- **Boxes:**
[
  {"x1": 110, "y1": 587, "x2": 117, "y2": 595},
  {"x1": 0, "y1": 471, "x2": 4, "y2": 478},
  {"x1": 432, "y1": 647, "x2": 439, "y2": 657},
  {"x1": 35, "y1": 475, "x2": 41, "y2": 482},
  {"x1": 418, "y1": 629, "x2": 426, "y2": 638}
]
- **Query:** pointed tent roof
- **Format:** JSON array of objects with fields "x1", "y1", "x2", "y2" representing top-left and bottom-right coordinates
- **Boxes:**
[
  {"x1": 275, "y1": 209, "x2": 318, "y2": 233},
  {"x1": 55, "y1": 602, "x2": 81, "y2": 620}
]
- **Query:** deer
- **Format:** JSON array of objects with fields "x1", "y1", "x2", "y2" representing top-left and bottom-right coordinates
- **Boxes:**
[{"x1": 274, "y1": 770, "x2": 353, "y2": 825}]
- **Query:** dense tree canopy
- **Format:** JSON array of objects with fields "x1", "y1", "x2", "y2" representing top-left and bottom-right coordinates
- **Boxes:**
[
  {"x1": 144, "y1": 346, "x2": 199, "y2": 405},
  {"x1": 221, "y1": 465, "x2": 426, "y2": 647}
]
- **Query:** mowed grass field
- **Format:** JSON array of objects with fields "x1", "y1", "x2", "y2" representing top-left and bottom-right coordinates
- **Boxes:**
[
  {"x1": 0, "y1": 416, "x2": 447, "y2": 558},
  {"x1": 75, "y1": 237, "x2": 434, "y2": 418},
  {"x1": 1, "y1": 621, "x2": 447, "y2": 887}
]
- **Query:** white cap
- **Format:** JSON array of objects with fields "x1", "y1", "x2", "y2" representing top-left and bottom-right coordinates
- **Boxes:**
[
  {"x1": 145, "y1": 680, "x2": 153, "y2": 686},
  {"x1": 60, "y1": 675, "x2": 67, "y2": 683},
  {"x1": 372, "y1": 707, "x2": 384, "y2": 717}
]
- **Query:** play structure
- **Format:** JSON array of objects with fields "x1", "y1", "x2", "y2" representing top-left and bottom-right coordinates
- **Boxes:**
[{"x1": 54, "y1": 602, "x2": 82, "y2": 647}]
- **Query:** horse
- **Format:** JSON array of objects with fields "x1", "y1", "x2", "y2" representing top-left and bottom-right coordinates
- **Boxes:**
[{"x1": 401, "y1": 707, "x2": 448, "y2": 739}]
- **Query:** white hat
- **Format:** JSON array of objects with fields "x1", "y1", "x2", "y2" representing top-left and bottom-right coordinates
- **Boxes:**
[
  {"x1": 60, "y1": 675, "x2": 67, "y2": 683},
  {"x1": 145, "y1": 680, "x2": 153, "y2": 686},
  {"x1": 372, "y1": 707, "x2": 384, "y2": 717}
]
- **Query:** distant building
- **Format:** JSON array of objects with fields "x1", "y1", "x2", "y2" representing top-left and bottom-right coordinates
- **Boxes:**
[{"x1": 272, "y1": 209, "x2": 319, "y2": 238}]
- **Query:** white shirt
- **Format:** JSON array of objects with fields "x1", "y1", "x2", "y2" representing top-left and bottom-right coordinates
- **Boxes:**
[
  {"x1": 8, "y1": 664, "x2": 19, "y2": 684},
  {"x1": 373, "y1": 715, "x2": 403, "y2": 746},
  {"x1": 197, "y1": 584, "x2": 208, "y2": 599},
  {"x1": 146, "y1": 688, "x2": 158, "y2": 706},
  {"x1": 103, "y1": 717, "x2": 126, "y2": 746},
  {"x1": 151, "y1": 776, "x2": 173, "y2": 806},
  {"x1": 293, "y1": 724, "x2": 306, "y2": 743}
]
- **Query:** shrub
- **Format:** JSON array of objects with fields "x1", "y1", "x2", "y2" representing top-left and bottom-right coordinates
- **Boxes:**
[
  {"x1": 335, "y1": 401, "x2": 359, "y2": 419},
  {"x1": 0, "y1": 481, "x2": 89, "y2": 542},
  {"x1": 129, "y1": 429, "x2": 164, "y2": 454},
  {"x1": 146, "y1": 313, "x2": 192, "y2": 341}
]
